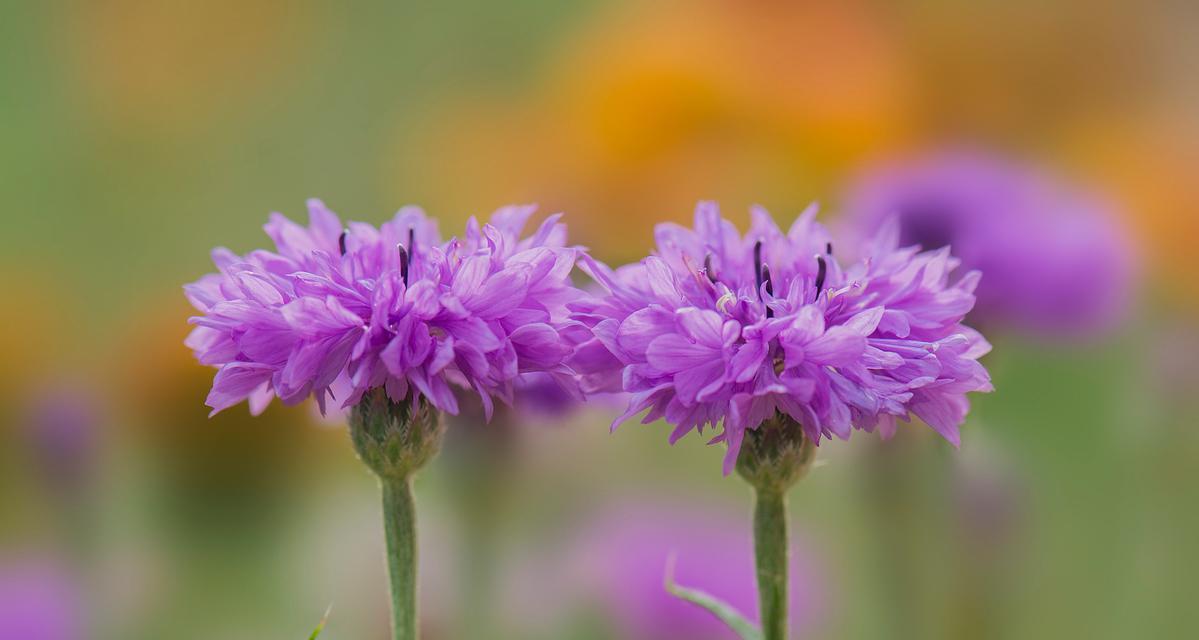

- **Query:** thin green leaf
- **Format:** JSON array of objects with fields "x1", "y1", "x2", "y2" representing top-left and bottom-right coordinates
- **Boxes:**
[
  {"x1": 663, "y1": 552, "x2": 763, "y2": 640},
  {"x1": 308, "y1": 604, "x2": 333, "y2": 640}
]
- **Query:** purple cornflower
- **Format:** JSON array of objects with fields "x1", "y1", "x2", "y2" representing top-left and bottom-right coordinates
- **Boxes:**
[
  {"x1": 570, "y1": 202, "x2": 992, "y2": 473},
  {"x1": 185, "y1": 199, "x2": 585, "y2": 420},
  {"x1": 842, "y1": 151, "x2": 1137, "y2": 336}
]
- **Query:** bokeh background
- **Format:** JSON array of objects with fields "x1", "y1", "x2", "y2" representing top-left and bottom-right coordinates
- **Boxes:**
[{"x1": 2, "y1": 1, "x2": 1198, "y2": 638}]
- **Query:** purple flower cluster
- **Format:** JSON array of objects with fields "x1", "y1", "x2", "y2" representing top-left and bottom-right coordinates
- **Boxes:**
[
  {"x1": 185, "y1": 200, "x2": 585, "y2": 419},
  {"x1": 569, "y1": 203, "x2": 992, "y2": 473},
  {"x1": 842, "y1": 151, "x2": 1137, "y2": 336}
]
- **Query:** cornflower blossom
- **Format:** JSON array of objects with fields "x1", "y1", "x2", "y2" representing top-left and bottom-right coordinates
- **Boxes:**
[
  {"x1": 570, "y1": 202, "x2": 993, "y2": 473},
  {"x1": 185, "y1": 199, "x2": 585, "y2": 421},
  {"x1": 186, "y1": 199, "x2": 590, "y2": 640},
  {"x1": 842, "y1": 152, "x2": 1136, "y2": 336}
]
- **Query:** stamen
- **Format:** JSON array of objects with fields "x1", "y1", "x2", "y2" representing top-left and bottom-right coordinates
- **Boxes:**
[
  {"x1": 753, "y1": 241, "x2": 774, "y2": 318},
  {"x1": 716, "y1": 291, "x2": 736, "y2": 315},
  {"x1": 704, "y1": 253, "x2": 718, "y2": 283},
  {"x1": 761, "y1": 263, "x2": 774, "y2": 318},
  {"x1": 753, "y1": 241, "x2": 764, "y2": 295},
  {"x1": 814, "y1": 255, "x2": 828, "y2": 299},
  {"x1": 825, "y1": 242, "x2": 833, "y2": 255},
  {"x1": 398, "y1": 227, "x2": 415, "y2": 285},
  {"x1": 339, "y1": 228, "x2": 349, "y2": 256},
  {"x1": 398, "y1": 244, "x2": 410, "y2": 285}
]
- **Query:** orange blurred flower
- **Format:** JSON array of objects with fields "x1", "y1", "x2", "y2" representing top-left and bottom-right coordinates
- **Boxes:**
[
  {"x1": 395, "y1": 0, "x2": 915, "y2": 260},
  {"x1": 1057, "y1": 114, "x2": 1199, "y2": 307}
]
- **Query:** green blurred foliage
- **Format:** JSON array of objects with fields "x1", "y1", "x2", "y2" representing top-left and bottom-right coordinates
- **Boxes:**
[{"x1": 1, "y1": 1, "x2": 1197, "y2": 639}]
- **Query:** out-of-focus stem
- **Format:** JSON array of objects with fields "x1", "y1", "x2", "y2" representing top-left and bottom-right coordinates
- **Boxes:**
[{"x1": 448, "y1": 412, "x2": 517, "y2": 640}]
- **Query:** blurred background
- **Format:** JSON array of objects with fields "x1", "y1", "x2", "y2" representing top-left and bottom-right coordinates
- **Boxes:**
[{"x1": 2, "y1": 0, "x2": 1197, "y2": 638}]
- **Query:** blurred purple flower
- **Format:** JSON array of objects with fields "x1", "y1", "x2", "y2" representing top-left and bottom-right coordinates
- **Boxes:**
[
  {"x1": 0, "y1": 557, "x2": 83, "y2": 640},
  {"x1": 185, "y1": 200, "x2": 587, "y2": 419},
  {"x1": 842, "y1": 152, "x2": 1137, "y2": 336},
  {"x1": 509, "y1": 371, "x2": 580, "y2": 420},
  {"x1": 23, "y1": 385, "x2": 100, "y2": 496},
  {"x1": 579, "y1": 503, "x2": 824, "y2": 639},
  {"x1": 570, "y1": 202, "x2": 992, "y2": 473}
]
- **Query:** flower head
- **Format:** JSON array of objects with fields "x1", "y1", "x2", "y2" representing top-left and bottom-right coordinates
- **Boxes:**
[
  {"x1": 185, "y1": 199, "x2": 585, "y2": 420},
  {"x1": 570, "y1": 202, "x2": 992, "y2": 473},
  {"x1": 842, "y1": 151, "x2": 1137, "y2": 336}
]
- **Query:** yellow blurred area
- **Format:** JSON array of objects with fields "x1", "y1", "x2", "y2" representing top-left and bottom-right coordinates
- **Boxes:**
[{"x1": 61, "y1": 0, "x2": 324, "y2": 137}]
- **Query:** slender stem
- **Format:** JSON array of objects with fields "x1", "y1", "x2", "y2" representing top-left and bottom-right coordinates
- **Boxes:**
[
  {"x1": 381, "y1": 475, "x2": 418, "y2": 640},
  {"x1": 753, "y1": 487, "x2": 788, "y2": 640}
]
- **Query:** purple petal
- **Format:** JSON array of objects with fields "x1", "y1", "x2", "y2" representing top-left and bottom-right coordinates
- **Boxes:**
[
  {"x1": 645, "y1": 335, "x2": 720, "y2": 372},
  {"x1": 804, "y1": 327, "x2": 866, "y2": 367},
  {"x1": 206, "y1": 363, "x2": 275, "y2": 416}
]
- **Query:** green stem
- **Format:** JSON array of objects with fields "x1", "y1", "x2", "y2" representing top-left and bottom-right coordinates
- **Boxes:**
[
  {"x1": 753, "y1": 487, "x2": 788, "y2": 640},
  {"x1": 381, "y1": 475, "x2": 418, "y2": 640}
]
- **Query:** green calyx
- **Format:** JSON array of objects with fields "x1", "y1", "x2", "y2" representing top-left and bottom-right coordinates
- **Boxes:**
[
  {"x1": 735, "y1": 414, "x2": 816, "y2": 640},
  {"x1": 735, "y1": 413, "x2": 817, "y2": 494},
  {"x1": 350, "y1": 388, "x2": 445, "y2": 481}
]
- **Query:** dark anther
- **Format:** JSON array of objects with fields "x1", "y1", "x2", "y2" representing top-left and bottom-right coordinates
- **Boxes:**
[
  {"x1": 753, "y1": 240, "x2": 775, "y2": 317},
  {"x1": 397, "y1": 227, "x2": 415, "y2": 285},
  {"x1": 753, "y1": 241, "x2": 764, "y2": 294},
  {"x1": 704, "y1": 253, "x2": 718, "y2": 283},
  {"x1": 398, "y1": 244, "x2": 410, "y2": 285},
  {"x1": 814, "y1": 255, "x2": 828, "y2": 298},
  {"x1": 761, "y1": 263, "x2": 775, "y2": 318},
  {"x1": 825, "y1": 242, "x2": 833, "y2": 255},
  {"x1": 339, "y1": 228, "x2": 349, "y2": 256}
]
